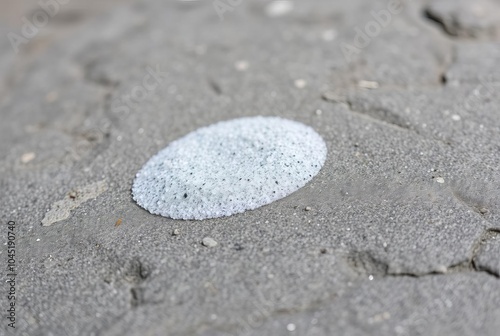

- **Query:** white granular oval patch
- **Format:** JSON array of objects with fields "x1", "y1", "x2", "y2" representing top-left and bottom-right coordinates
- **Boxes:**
[{"x1": 132, "y1": 116, "x2": 327, "y2": 220}]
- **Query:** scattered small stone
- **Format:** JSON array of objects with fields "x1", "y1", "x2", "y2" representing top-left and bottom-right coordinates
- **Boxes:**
[
  {"x1": 294, "y1": 79, "x2": 307, "y2": 89},
  {"x1": 305, "y1": 206, "x2": 312, "y2": 211},
  {"x1": 315, "y1": 109, "x2": 322, "y2": 116},
  {"x1": 235, "y1": 60, "x2": 249, "y2": 71},
  {"x1": 265, "y1": 0, "x2": 294, "y2": 17},
  {"x1": 478, "y1": 207, "x2": 488, "y2": 215},
  {"x1": 286, "y1": 323, "x2": 296, "y2": 332},
  {"x1": 451, "y1": 114, "x2": 461, "y2": 121},
  {"x1": 21, "y1": 152, "x2": 36, "y2": 164},
  {"x1": 358, "y1": 80, "x2": 379, "y2": 89},
  {"x1": 436, "y1": 177, "x2": 445, "y2": 184},
  {"x1": 172, "y1": 229, "x2": 180, "y2": 236},
  {"x1": 202, "y1": 237, "x2": 218, "y2": 248},
  {"x1": 68, "y1": 191, "x2": 77, "y2": 199}
]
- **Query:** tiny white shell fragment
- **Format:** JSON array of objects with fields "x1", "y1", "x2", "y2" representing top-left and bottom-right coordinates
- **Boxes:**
[
  {"x1": 358, "y1": 80, "x2": 379, "y2": 89},
  {"x1": 21, "y1": 152, "x2": 36, "y2": 164}
]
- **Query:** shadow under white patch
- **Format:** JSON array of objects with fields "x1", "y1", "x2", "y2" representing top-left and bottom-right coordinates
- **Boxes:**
[{"x1": 132, "y1": 116, "x2": 327, "y2": 220}]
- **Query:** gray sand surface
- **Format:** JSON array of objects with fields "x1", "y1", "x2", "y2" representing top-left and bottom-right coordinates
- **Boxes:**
[{"x1": 1, "y1": 1, "x2": 499, "y2": 335}]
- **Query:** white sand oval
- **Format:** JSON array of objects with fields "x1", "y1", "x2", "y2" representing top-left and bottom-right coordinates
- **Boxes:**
[{"x1": 132, "y1": 116, "x2": 327, "y2": 220}]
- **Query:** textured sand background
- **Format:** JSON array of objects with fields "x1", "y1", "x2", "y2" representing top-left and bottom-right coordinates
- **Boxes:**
[{"x1": 1, "y1": 0, "x2": 500, "y2": 335}]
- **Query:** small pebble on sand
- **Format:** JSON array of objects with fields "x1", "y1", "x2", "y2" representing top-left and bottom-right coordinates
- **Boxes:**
[
  {"x1": 294, "y1": 79, "x2": 307, "y2": 89},
  {"x1": 202, "y1": 237, "x2": 218, "y2": 247},
  {"x1": 265, "y1": 1, "x2": 294, "y2": 17},
  {"x1": 21, "y1": 152, "x2": 36, "y2": 164},
  {"x1": 235, "y1": 60, "x2": 249, "y2": 71},
  {"x1": 436, "y1": 177, "x2": 445, "y2": 184}
]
